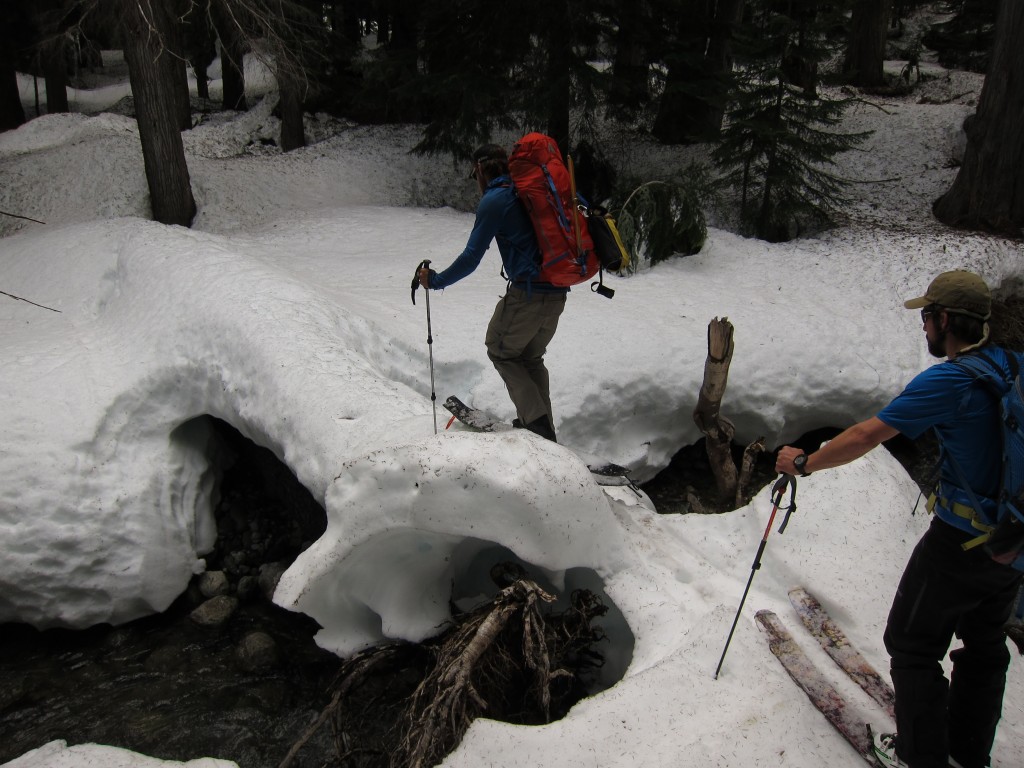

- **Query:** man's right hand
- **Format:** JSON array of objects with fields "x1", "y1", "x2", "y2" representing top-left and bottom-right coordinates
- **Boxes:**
[
  {"x1": 775, "y1": 446, "x2": 805, "y2": 476},
  {"x1": 418, "y1": 267, "x2": 432, "y2": 288}
]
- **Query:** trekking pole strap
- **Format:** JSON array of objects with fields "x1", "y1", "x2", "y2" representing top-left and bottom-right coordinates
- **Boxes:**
[
  {"x1": 751, "y1": 474, "x2": 796, "y2": 568},
  {"x1": 776, "y1": 474, "x2": 798, "y2": 533}
]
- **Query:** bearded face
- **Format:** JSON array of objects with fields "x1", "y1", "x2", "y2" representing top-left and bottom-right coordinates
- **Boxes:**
[{"x1": 924, "y1": 310, "x2": 947, "y2": 358}]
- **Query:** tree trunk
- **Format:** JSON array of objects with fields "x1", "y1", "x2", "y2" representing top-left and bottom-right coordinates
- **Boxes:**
[
  {"x1": 165, "y1": 0, "x2": 193, "y2": 130},
  {"x1": 701, "y1": 0, "x2": 746, "y2": 133},
  {"x1": 843, "y1": 0, "x2": 892, "y2": 87},
  {"x1": 211, "y1": 0, "x2": 248, "y2": 111},
  {"x1": 183, "y1": 0, "x2": 217, "y2": 103},
  {"x1": 191, "y1": 42, "x2": 216, "y2": 101},
  {"x1": 933, "y1": 0, "x2": 1024, "y2": 236},
  {"x1": 0, "y1": 44, "x2": 27, "y2": 132},
  {"x1": 653, "y1": 0, "x2": 745, "y2": 144},
  {"x1": 782, "y1": 5, "x2": 820, "y2": 98},
  {"x1": 278, "y1": 69, "x2": 305, "y2": 152},
  {"x1": 693, "y1": 317, "x2": 738, "y2": 504},
  {"x1": 120, "y1": 0, "x2": 197, "y2": 227},
  {"x1": 652, "y1": 9, "x2": 705, "y2": 145},
  {"x1": 608, "y1": 0, "x2": 649, "y2": 115},
  {"x1": 382, "y1": 0, "x2": 419, "y2": 121},
  {"x1": 545, "y1": 0, "x2": 571, "y2": 156},
  {"x1": 334, "y1": 0, "x2": 365, "y2": 46},
  {"x1": 42, "y1": 40, "x2": 70, "y2": 114}
]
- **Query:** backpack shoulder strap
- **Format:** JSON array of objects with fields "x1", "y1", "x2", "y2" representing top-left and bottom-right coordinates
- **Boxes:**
[
  {"x1": 952, "y1": 350, "x2": 1011, "y2": 397},
  {"x1": 1006, "y1": 349, "x2": 1022, "y2": 379}
]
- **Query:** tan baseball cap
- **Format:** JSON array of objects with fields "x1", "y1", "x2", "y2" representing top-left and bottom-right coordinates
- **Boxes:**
[{"x1": 904, "y1": 270, "x2": 991, "y2": 320}]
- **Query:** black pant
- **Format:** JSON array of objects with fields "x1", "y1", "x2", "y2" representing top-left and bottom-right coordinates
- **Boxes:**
[{"x1": 885, "y1": 517, "x2": 1021, "y2": 768}]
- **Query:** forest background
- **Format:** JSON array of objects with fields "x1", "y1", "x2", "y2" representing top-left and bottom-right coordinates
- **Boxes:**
[{"x1": 2, "y1": 0, "x2": 1021, "y2": 249}]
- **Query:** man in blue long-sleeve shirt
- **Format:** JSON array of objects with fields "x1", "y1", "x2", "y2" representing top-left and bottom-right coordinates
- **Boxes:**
[{"x1": 419, "y1": 144, "x2": 568, "y2": 441}]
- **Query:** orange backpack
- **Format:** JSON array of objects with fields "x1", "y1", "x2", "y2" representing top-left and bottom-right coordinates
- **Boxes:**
[{"x1": 508, "y1": 133, "x2": 599, "y2": 288}]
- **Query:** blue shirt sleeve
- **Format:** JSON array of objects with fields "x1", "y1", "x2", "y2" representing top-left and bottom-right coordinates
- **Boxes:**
[
  {"x1": 877, "y1": 355, "x2": 1003, "y2": 497},
  {"x1": 430, "y1": 190, "x2": 504, "y2": 289},
  {"x1": 877, "y1": 364, "x2": 962, "y2": 440}
]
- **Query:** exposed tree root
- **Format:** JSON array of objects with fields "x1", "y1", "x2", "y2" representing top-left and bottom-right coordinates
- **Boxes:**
[{"x1": 279, "y1": 567, "x2": 609, "y2": 768}]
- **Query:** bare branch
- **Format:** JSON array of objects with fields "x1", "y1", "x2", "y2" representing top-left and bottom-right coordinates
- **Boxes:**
[
  {"x1": 0, "y1": 210, "x2": 46, "y2": 225},
  {"x1": 1, "y1": 291, "x2": 61, "y2": 312}
]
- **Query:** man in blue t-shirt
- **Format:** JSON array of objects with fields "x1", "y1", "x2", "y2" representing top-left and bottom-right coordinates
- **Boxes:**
[
  {"x1": 418, "y1": 144, "x2": 568, "y2": 441},
  {"x1": 776, "y1": 270, "x2": 1022, "y2": 768}
]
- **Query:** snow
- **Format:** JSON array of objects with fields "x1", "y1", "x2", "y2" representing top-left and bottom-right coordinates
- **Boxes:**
[{"x1": 2, "y1": 51, "x2": 1023, "y2": 768}]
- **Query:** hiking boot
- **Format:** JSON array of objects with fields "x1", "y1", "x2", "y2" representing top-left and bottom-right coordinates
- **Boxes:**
[
  {"x1": 524, "y1": 415, "x2": 557, "y2": 442},
  {"x1": 872, "y1": 731, "x2": 969, "y2": 768},
  {"x1": 872, "y1": 732, "x2": 909, "y2": 768}
]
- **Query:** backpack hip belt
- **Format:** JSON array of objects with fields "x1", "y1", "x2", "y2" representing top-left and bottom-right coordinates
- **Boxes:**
[
  {"x1": 926, "y1": 491, "x2": 995, "y2": 550},
  {"x1": 942, "y1": 349, "x2": 1024, "y2": 563}
]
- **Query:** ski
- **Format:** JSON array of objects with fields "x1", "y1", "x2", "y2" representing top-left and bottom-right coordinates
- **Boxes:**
[
  {"x1": 442, "y1": 395, "x2": 638, "y2": 491},
  {"x1": 442, "y1": 395, "x2": 513, "y2": 433},
  {"x1": 755, "y1": 609, "x2": 876, "y2": 764},
  {"x1": 788, "y1": 587, "x2": 897, "y2": 722}
]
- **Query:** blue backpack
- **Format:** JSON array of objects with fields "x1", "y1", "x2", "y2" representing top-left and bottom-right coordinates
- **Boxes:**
[{"x1": 947, "y1": 349, "x2": 1024, "y2": 571}]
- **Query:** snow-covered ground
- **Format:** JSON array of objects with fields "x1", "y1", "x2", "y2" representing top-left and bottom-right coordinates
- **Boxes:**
[{"x1": 1, "y1": 46, "x2": 1022, "y2": 768}]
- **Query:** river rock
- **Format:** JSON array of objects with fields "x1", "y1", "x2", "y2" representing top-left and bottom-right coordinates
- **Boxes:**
[
  {"x1": 189, "y1": 595, "x2": 239, "y2": 627},
  {"x1": 144, "y1": 644, "x2": 187, "y2": 673},
  {"x1": 236, "y1": 631, "x2": 279, "y2": 672},
  {"x1": 198, "y1": 570, "x2": 230, "y2": 598},
  {"x1": 258, "y1": 561, "x2": 288, "y2": 599},
  {"x1": 237, "y1": 574, "x2": 259, "y2": 600}
]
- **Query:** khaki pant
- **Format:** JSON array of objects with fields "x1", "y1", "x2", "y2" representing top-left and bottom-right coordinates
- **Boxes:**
[{"x1": 485, "y1": 286, "x2": 566, "y2": 426}]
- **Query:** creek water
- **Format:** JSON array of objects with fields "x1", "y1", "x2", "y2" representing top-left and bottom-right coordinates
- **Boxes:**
[{"x1": 0, "y1": 596, "x2": 341, "y2": 767}]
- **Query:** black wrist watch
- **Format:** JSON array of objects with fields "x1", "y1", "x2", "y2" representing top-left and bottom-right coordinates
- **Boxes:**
[{"x1": 793, "y1": 453, "x2": 811, "y2": 477}]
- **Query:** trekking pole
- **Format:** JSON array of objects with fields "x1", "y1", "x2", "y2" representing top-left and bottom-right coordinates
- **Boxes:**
[
  {"x1": 714, "y1": 473, "x2": 797, "y2": 679},
  {"x1": 410, "y1": 259, "x2": 437, "y2": 434}
]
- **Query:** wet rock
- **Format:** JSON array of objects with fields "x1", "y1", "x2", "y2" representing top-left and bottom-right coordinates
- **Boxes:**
[
  {"x1": 144, "y1": 644, "x2": 187, "y2": 673},
  {"x1": 258, "y1": 562, "x2": 288, "y2": 599},
  {"x1": 0, "y1": 674, "x2": 28, "y2": 713},
  {"x1": 236, "y1": 574, "x2": 259, "y2": 601},
  {"x1": 236, "y1": 631, "x2": 279, "y2": 672},
  {"x1": 189, "y1": 595, "x2": 239, "y2": 627},
  {"x1": 198, "y1": 570, "x2": 230, "y2": 598}
]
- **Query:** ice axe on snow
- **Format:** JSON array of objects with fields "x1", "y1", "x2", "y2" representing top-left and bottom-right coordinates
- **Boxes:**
[
  {"x1": 411, "y1": 259, "x2": 438, "y2": 434},
  {"x1": 714, "y1": 473, "x2": 798, "y2": 679}
]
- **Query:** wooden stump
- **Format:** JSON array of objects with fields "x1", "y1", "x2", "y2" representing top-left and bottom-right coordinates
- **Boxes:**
[{"x1": 692, "y1": 317, "x2": 764, "y2": 509}]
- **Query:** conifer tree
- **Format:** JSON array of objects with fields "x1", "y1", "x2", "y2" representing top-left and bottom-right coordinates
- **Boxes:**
[{"x1": 713, "y1": 0, "x2": 870, "y2": 241}]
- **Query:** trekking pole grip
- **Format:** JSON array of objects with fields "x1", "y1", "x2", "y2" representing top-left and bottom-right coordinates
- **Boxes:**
[{"x1": 411, "y1": 258, "x2": 431, "y2": 305}]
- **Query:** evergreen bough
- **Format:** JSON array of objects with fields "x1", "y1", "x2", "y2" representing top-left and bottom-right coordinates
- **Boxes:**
[{"x1": 615, "y1": 170, "x2": 709, "y2": 271}]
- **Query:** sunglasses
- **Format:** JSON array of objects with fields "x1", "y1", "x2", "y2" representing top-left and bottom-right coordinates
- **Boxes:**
[{"x1": 920, "y1": 306, "x2": 941, "y2": 322}]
